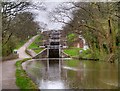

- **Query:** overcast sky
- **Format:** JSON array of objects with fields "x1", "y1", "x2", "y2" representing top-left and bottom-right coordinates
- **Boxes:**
[
  {"x1": 30, "y1": 2, "x2": 67, "y2": 31},
  {"x1": 3, "y1": 0, "x2": 74, "y2": 30}
]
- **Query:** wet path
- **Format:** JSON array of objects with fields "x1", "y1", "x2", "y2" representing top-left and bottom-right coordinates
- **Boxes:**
[
  {"x1": 2, "y1": 59, "x2": 20, "y2": 89},
  {"x1": 24, "y1": 59, "x2": 118, "y2": 89},
  {"x1": 18, "y1": 35, "x2": 38, "y2": 58},
  {"x1": 1, "y1": 35, "x2": 38, "y2": 90}
]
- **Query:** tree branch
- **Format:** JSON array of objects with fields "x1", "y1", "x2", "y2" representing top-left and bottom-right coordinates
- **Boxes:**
[{"x1": 2, "y1": 33, "x2": 13, "y2": 47}]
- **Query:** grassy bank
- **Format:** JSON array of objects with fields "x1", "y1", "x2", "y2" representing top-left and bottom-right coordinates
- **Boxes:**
[
  {"x1": 64, "y1": 47, "x2": 82, "y2": 57},
  {"x1": 28, "y1": 35, "x2": 44, "y2": 53},
  {"x1": 15, "y1": 58, "x2": 39, "y2": 90},
  {"x1": 64, "y1": 47, "x2": 93, "y2": 59}
]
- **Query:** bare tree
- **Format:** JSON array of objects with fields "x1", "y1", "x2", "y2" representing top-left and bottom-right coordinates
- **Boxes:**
[{"x1": 50, "y1": 2, "x2": 119, "y2": 62}]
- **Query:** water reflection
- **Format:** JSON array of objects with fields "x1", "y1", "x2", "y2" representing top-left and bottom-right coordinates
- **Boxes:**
[
  {"x1": 38, "y1": 59, "x2": 67, "y2": 89},
  {"x1": 25, "y1": 59, "x2": 118, "y2": 89}
]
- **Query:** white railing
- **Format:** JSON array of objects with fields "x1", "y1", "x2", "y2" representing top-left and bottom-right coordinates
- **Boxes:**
[
  {"x1": 50, "y1": 45, "x2": 60, "y2": 49},
  {"x1": 47, "y1": 45, "x2": 62, "y2": 49},
  {"x1": 49, "y1": 39, "x2": 60, "y2": 42},
  {"x1": 50, "y1": 35, "x2": 61, "y2": 38}
]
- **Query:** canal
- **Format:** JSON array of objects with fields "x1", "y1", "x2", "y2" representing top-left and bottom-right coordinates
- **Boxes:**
[{"x1": 23, "y1": 59, "x2": 118, "y2": 89}]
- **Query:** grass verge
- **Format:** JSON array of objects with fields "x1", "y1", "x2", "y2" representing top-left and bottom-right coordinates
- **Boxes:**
[
  {"x1": 64, "y1": 47, "x2": 93, "y2": 59},
  {"x1": 15, "y1": 58, "x2": 39, "y2": 90},
  {"x1": 64, "y1": 47, "x2": 82, "y2": 57},
  {"x1": 28, "y1": 35, "x2": 44, "y2": 53}
]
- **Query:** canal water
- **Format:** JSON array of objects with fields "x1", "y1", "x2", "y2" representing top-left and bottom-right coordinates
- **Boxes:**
[{"x1": 24, "y1": 59, "x2": 118, "y2": 89}]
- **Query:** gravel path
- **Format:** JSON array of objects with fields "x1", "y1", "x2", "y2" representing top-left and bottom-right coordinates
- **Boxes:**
[{"x1": 1, "y1": 35, "x2": 38, "y2": 90}]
